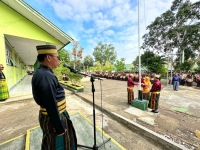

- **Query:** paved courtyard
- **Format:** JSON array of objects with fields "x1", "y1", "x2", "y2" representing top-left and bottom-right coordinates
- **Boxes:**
[
  {"x1": 0, "y1": 75, "x2": 200, "y2": 149},
  {"x1": 78, "y1": 76, "x2": 200, "y2": 149}
]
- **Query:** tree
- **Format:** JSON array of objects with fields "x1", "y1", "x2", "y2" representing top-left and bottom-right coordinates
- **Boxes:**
[
  {"x1": 174, "y1": 61, "x2": 194, "y2": 71},
  {"x1": 68, "y1": 72, "x2": 82, "y2": 86},
  {"x1": 194, "y1": 60, "x2": 200, "y2": 72},
  {"x1": 94, "y1": 61, "x2": 102, "y2": 72},
  {"x1": 142, "y1": 0, "x2": 200, "y2": 67},
  {"x1": 83, "y1": 55, "x2": 94, "y2": 67},
  {"x1": 71, "y1": 41, "x2": 84, "y2": 69},
  {"x1": 102, "y1": 60, "x2": 114, "y2": 72},
  {"x1": 74, "y1": 60, "x2": 84, "y2": 71},
  {"x1": 59, "y1": 49, "x2": 70, "y2": 64},
  {"x1": 115, "y1": 58, "x2": 125, "y2": 72},
  {"x1": 53, "y1": 49, "x2": 71, "y2": 80},
  {"x1": 93, "y1": 42, "x2": 117, "y2": 66},
  {"x1": 142, "y1": 52, "x2": 166, "y2": 74},
  {"x1": 132, "y1": 51, "x2": 166, "y2": 74},
  {"x1": 132, "y1": 56, "x2": 139, "y2": 71}
]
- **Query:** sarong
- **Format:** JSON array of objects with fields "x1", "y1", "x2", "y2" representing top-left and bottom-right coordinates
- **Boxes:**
[
  {"x1": 0, "y1": 79, "x2": 9, "y2": 101},
  {"x1": 187, "y1": 82, "x2": 193, "y2": 87},
  {"x1": 197, "y1": 80, "x2": 200, "y2": 87},
  {"x1": 143, "y1": 92, "x2": 150, "y2": 101},
  {"x1": 127, "y1": 87, "x2": 134, "y2": 104},
  {"x1": 39, "y1": 111, "x2": 77, "y2": 150},
  {"x1": 180, "y1": 79, "x2": 185, "y2": 86},
  {"x1": 149, "y1": 92, "x2": 160, "y2": 110}
]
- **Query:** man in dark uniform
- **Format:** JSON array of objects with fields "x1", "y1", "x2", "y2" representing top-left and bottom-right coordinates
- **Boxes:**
[{"x1": 32, "y1": 45, "x2": 77, "y2": 150}]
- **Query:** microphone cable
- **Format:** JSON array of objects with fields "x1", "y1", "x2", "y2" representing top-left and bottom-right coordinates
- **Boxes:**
[
  {"x1": 99, "y1": 79, "x2": 111, "y2": 148},
  {"x1": 100, "y1": 79, "x2": 104, "y2": 140},
  {"x1": 99, "y1": 79, "x2": 106, "y2": 148}
]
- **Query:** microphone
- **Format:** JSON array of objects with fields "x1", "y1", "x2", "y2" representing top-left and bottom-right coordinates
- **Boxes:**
[{"x1": 63, "y1": 64, "x2": 77, "y2": 73}]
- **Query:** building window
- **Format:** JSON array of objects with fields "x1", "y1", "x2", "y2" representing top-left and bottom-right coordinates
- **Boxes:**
[
  {"x1": 15, "y1": 53, "x2": 18, "y2": 67},
  {"x1": 5, "y1": 42, "x2": 14, "y2": 66}
]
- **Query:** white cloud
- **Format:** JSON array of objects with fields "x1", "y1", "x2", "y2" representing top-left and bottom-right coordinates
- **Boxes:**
[
  {"x1": 103, "y1": 30, "x2": 114, "y2": 36},
  {"x1": 26, "y1": 0, "x2": 196, "y2": 64}
]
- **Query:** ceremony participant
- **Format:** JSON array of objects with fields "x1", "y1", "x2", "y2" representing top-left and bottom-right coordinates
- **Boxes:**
[
  {"x1": 150, "y1": 73, "x2": 155, "y2": 84},
  {"x1": 180, "y1": 72, "x2": 186, "y2": 86},
  {"x1": 172, "y1": 73, "x2": 181, "y2": 91},
  {"x1": 141, "y1": 76, "x2": 151, "y2": 100},
  {"x1": 0, "y1": 64, "x2": 9, "y2": 101},
  {"x1": 133, "y1": 72, "x2": 139, "y2": 82},
  {"x1": 196, "y1": 73, "x2": 200, "y2": 87},
  {"x1": 62, "y1": 73, "x2": 67, "y2": 81},
  {"x1": 127, "y1": 74, "x2": 138, "y2": 104},
  {"x1": 149, "y1": 75, "x2": 161, "y2": 113},
  {"x1": 32, "y1": 45, "x2": 77, "y2": 150},
  {"x1": 186, "y1": 71, "x2": 193, "y2": 87}
]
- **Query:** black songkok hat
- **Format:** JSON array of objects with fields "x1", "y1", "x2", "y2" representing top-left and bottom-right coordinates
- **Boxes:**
[{"x1": 36, "y1": 45, "x2": 57, "y2": 54}]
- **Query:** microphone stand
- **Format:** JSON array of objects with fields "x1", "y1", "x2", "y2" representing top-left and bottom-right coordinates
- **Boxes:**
[{"x1": 67, "y1": 68, "x2": 111, "y2": 150}]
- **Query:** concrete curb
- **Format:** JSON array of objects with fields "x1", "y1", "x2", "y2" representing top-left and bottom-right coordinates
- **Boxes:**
[
  {"x1": 0, "y1": 95, "x2": 33, "y2": 105},
  {"x1": 74, "y1": 93, "x2": 189, "y2": 150},
  {"x1": 112, "y1": 112, "x2": 188, "y2": 150}
]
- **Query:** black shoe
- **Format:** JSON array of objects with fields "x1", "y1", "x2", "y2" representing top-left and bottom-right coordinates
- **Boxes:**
[
  {"x1": 154, "y1": 110, "x2": 159, "y2": 113},
  {"x1": 151, "y1": 110, "x2": 155, "y2": 112}
]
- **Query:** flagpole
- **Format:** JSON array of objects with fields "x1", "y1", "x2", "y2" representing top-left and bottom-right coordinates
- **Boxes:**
[
  {"x1": 138, "y1": 0, "x2": 141, "y2": 89},
  {"x1": 138, "y1": 0, "x2": 142, "y2": 100}
]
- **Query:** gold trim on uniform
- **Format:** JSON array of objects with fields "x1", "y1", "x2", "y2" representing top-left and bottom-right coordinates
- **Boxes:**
[
  {"x1": 37, "y1": 49, "x2": 57, "y2": 54},
  {"x1": 40, "y1": 99, "x2": 66, "y2": 115},
  {"x1": 152, "y1": 92, "x2": 160, "y2": 94},
  {"x1": 127, "y1": 87, "x2": 133, "y2": 89}
]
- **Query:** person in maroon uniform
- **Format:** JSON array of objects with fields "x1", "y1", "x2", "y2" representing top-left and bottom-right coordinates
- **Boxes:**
[
  {"x1": 127, "y1": 74, "x2": 138, "y2": 104},
  {"x1": 149, "y1": 74, "x2": 162, "y2": 113}
]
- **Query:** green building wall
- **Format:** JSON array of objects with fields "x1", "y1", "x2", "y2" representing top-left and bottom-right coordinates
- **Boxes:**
[{"x1": 0, "y1": 2, "x2": 64, "y2": 90}]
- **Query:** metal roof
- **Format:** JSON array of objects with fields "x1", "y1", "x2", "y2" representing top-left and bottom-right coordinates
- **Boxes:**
[
  {"x1": 2, "y1": 0, "x2": 74, "y2": 44},
  {"x1": 1, "y1": 0, "x2": 74, "y2": 65}
]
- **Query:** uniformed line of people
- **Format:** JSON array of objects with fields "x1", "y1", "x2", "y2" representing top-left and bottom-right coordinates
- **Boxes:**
[
  {"x1": 168, "y1": 71, "x2": 200, "y2": 88},
  {"x1": 92, "y1": 71, "x2": 162, "y2": 84}
]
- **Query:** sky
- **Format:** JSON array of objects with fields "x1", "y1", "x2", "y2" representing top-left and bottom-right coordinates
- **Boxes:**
[{"x1": 24, "y1": 0, "x2": 198, "y2": 64}]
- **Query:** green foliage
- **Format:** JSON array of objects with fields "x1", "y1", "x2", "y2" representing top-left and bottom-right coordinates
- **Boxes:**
[
  {"x1": 115, "y1": 58, "x2": 125, "y2": 72},
  {"x1": 93, "y1": 42, "x2": 117, "y2": 66},
  {"x1": 194, "y1": 61, "x2": 200, "y2": 72},
  {"x1": 102, "y1": 60, "x2": 114, "y2": 72},
  {"x1": 67, "y1": 72, "x2": 83, "y2": 86},
  {"x1": 53, "y1": 49, "x2": 83, "y2": 83},
  {"x1": 89, "y1": 66, "x2": 96, "y2": 72},
  {"x1": 132, "y1": 56, "x2": 139, "y2": 71},
  {"x1": 197, "y1": 60, "x2": 200, "y2": 67},
  {"x1": 53, "y1": 62, "x2": 70, "y2": 80},
  {"x1": 74, "y1": 61, "x2": 83, "y2": 71},
  {"x1": 174, "y1": 61, "x2": 194, "y2": 72},
  {"x1": 132, "y1": 51, "x2": 166, "y2": 74},
  {"x1": 59, "y1": 49, "x2": 70, "y2": 63},
  {"x1": 95, "y1": 61, "x2": 102, "y2": 72},
  {"x1": 53, "y1": 49, "x2": 70, "y2": 80},
  {"x1": 83, "y1": 55, "x2": 94, "y2": 67},
  {"x1": 142, "y1": 0, "x2": 200, "y2": 67},
  {"x1": 142, "y1": 52, "x2": 166, "y2": 74}
]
